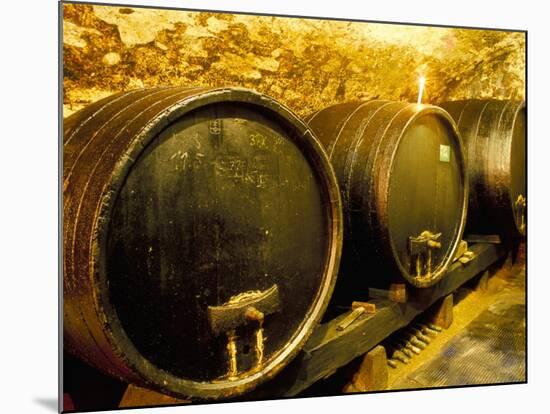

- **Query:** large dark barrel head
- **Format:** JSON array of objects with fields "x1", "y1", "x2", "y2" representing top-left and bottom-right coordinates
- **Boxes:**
[
  {"x1": 440, "y1": 100, "x2": 526, "y2": 238},
  {"x1": 387, "y1": 110, "x2": 466, "y2": 286},
  {"x1": 309, "y1": 102, "x2": 467, "y2": 288},
  {"x1": 63, "y1": 87, "x2": 343, "y2": 399},
  {"x1": 107, "y1": 103, "x2": 331, "y2": 382}
]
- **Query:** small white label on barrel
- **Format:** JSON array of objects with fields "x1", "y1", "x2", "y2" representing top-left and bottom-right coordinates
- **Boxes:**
[{"x1": 440, "y1": 145, "x2": 451, "y2": 162}]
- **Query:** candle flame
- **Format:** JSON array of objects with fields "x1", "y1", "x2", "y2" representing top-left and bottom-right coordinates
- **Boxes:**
[{"x1": 417, "y1": 76, "x2": 426, "y2": 105}]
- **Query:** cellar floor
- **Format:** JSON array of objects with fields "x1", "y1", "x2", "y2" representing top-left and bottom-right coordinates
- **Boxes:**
[
  {"x1": 301, "y1": 248, "x2": 526, "y2": 396},
  {"x1": 389, "y1": 260, "x2": 526, "y2": 390},
  {"x1": 389, "y1": 261, "x2": 526, "y2": 389}
]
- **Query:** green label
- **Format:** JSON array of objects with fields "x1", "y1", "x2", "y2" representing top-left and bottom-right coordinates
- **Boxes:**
[{"x1": 440, "y1": 145, "x2": 451, "y2": 162}]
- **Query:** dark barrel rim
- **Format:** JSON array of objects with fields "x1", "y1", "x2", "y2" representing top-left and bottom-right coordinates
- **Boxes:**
[
  {"x1": 90, "y1": 87, "x2": 343, "y2": 399},
  {"x1": 384, "y1": 104, "x2": 468, "y2": 287},
  {"x1": 508, "y1": 100, "x2": 526, "y2": 237}
]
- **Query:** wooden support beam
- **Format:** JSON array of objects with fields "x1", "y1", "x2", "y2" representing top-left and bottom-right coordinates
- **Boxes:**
[
  {"x1": 369, "y1": 284, "x2": 407, "y2": 303},
  {"x1": 430, "y1": 294, "x2": 453, "y2": 329},
  {"x1": 243, "y1": 243, "x2": 505, "y2": 399},
  {"x1": 119, "y1": 385, "x2": 190, "y2": 409},
  {"x1": 476, "y1": 270, "x2": 490, "y2": 292},
  {"x1": 342, "y1": 345, "x2": 388, "y2": 393},
  {"x1": 389, "y1": 283, "x2": 407, "y2": 303}
]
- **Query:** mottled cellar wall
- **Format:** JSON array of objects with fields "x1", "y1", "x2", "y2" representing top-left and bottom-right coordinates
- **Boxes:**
[{"x1": 63, "y1": 4, "x2": 525, "y2": 118}]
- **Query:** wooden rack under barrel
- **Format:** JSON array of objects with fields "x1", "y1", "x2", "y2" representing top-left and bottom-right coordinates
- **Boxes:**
[{"x1": 244, "y1": 242, "x2": 506, "y2": 399}]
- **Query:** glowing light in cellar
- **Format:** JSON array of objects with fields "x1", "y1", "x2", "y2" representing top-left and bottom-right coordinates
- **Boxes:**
[{"x1": 417, "y1": 75, "x2": 426, "y2": 105}]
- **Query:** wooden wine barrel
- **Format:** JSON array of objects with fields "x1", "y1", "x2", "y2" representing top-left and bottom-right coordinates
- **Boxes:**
[
  {"x1": 307, "y1": 101, "x2": 467, "y2": 289},
  {"x1": 440, "y1": 100, "x2": 526, "y2": 238},
  {"x1": 63, "y1": 86, "x2": 343, "y2": 400}
]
